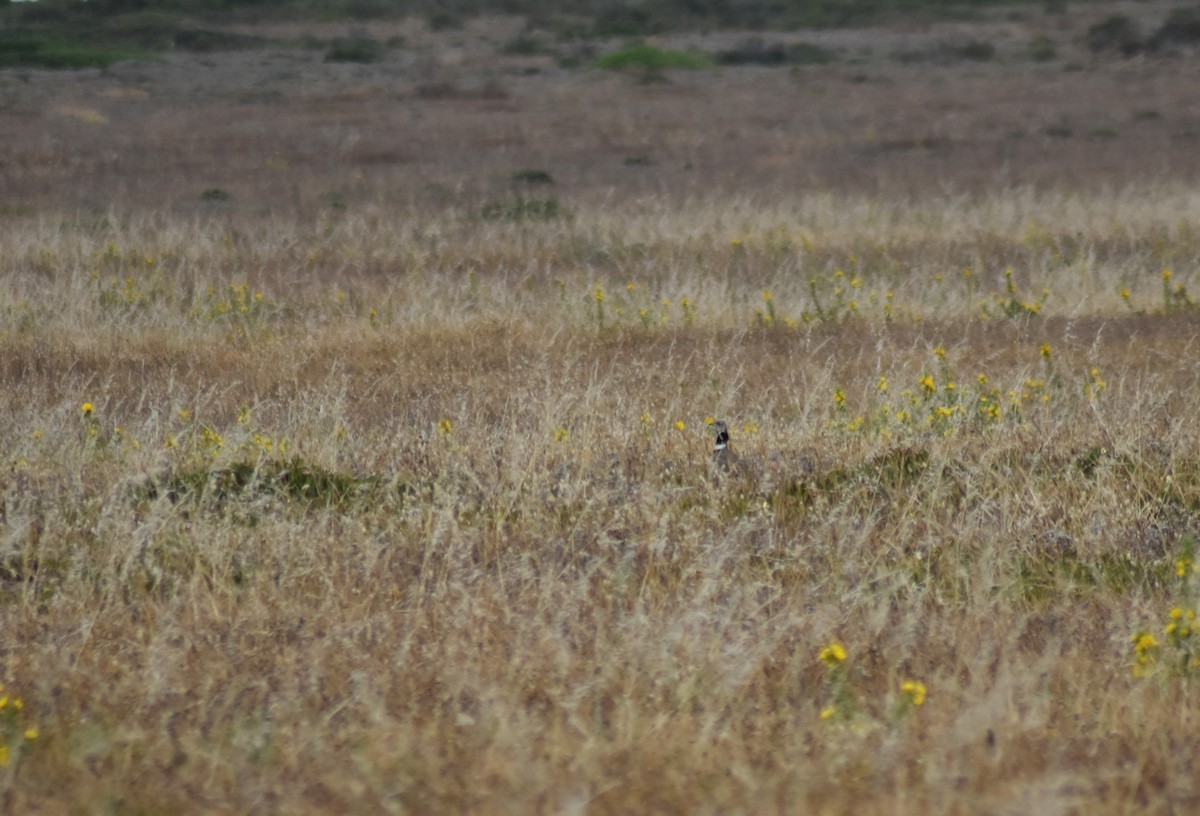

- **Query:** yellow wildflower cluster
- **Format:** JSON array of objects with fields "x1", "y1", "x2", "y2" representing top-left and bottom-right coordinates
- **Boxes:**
[
  {"x1": 1131, "y1": 604, "x2": 1200, "y2": 678},
  {"x1": 196, "y1": 282, "x2": 267, "y2": 321},
  {"x1": 1176, "y1": 556, "x2": 1196, "y2": 578},
  {"x1": 1131, "y1": 631, "x2": 1161, "y2": 677},
  {"x1": 0, "y1": 682, "x2": 38, "y2": 768},
  {"x1": 1164, "y1": 606, "x2": 1196, "y2": 643},
  {"x1": 819, "y1": 641, "x2": 846, "y2": 667},
  {"x1": 900, "y1": 679, "x2": 927, "y2": 706}
]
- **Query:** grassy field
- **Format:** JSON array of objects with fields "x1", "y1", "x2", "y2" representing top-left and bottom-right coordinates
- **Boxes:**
[{"x1": 4, "y1": 3, "x2": 1200, "y2": 813}]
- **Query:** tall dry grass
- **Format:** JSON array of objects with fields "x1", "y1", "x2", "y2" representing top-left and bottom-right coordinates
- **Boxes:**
[{"x1": 2, "y1": 185, "x2": 1200, "y2": 813}]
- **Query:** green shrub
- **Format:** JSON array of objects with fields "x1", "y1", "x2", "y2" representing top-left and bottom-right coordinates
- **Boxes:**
[
  {"x1": 0, "y1": 35, "x2": 154, "y2": 69},
  {"x1": 957, "y1": 39, "x2": 995, "y2": 61},
  {"x1": 427, "y1": 9, "x2": 463, "y2": 31},
  {"x1": 1087, "y1": 15, "x2": 1142, "y2": 56},
  {"x1": 716, "y1": 38, "x2": 836, "y2": 66},
  {"x1": 1150, "y1": 6, "x2": 1200, "y2": 50},
  {"x1": 512, "y1": 169, "x2": 555, "y2": 185},
  {"x1": 594, "y1": 43, "x2": 712, "y2": 72},
  {"x1": 481, "y1": 197, "x2": 564, "y2": 222},
  {"x1": 591, "y1": 5, "x2": 662, "y2": 38},
  {"x1": 324, "y1": 36, "x2": 384, "y2": 63},
  {"x1": 1027, "y1": 35, "x2": 1057, "y2": 62},
  {"x1": 503, "y1": 32, "x2": 552, "y2": 56}
]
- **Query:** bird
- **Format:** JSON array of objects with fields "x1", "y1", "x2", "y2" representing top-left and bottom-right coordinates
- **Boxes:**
[{"x1": 710, "y1": 420, "x2": 740, "y2": 474}]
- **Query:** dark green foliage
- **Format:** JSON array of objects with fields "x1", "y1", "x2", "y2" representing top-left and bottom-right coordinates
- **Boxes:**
[
  {"x1": 0, "y1": 34, "x2": 154, "y2": 69},
  {"x1": 1086, "y1": 15, "x2": 1142, "y2": 56},
  {"x1": 0, "y1": 0, "x2": 1130, "y2": 43},
  {"x1": 481, "y1": 197, "x2": 564, "y2": 222},
  {"x1": 956, "y1": 39, "x2": 995, "y2": 60},
  {"x1": 512, "y1": 169, "x2": 555, "y2": 185},
  {"x1": 715, "y1": 38, "x2": 836, "y2": 66},
  {"x1": 594, "y1": 43, "x2": 713, "y2": 72},
  {"x1": 1150, "y1": 6, "x2": 1200, "y2": 50},
  {"x1": 1027, "y1": 35, "x2": 1056, "y2": 62},
  {"x1": 154, "y1": 458, "x2": 398, "y2": 512},
  {"x1": 503, "y1": 32, "x2": 552, "y2": 56},
  {"x1": 324, "y1": 36, "x2": 385, "y2": 63}
]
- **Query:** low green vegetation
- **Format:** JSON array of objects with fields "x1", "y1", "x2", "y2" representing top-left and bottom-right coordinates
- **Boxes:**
[
  {"x1": 594, "y1": 42, "x2": 713, "y2": 72},
  {"x1": 0, "y1": 33, "x2": 154, "y2": 69}
]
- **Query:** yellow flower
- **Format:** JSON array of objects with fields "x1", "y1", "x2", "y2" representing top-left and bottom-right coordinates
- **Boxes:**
[
  {"x1": 762, "y1": 290, "x2": 773, "y2": 303},
  {"x1": 933, "y1": 345, "x2": 946, "y2": 361},
  {"x1": 1163, "y1": 268, "x2": 1172, "y2": 282},
  {"x1": 24, "y1": 726, "x2": 37, "y2": 741},
  {"x1": 877, "y1": 376, "x2": 888, "y2": 393},
  {"x1": 819, "y1": 642, "x2": 847, "y2": 666},
  {"x1": 819, "y1": 706, "x2": 837, "y2": 720},
  {"x1": 0, "y1": 745, "x2": 8, "y2": 767},
  {"x1": 1040, "y1": 343, "x2": 1052, "y2": 359},
  {"x1": 674, "y1": 420, "x2": 685, "y2": 431},
  {"x1": 81, "y1": 402, "x2": 95, "y2": 416},
  {"x1": 705, "y1": 416, "x2": 715, "y2": 426},
  {"x1": 594, "y1": 285, "x2": 605, "y2": 303},
  {"x1": 1119, "y1": 287, "x2": 1131, "y2": 300},
  {"x1": 1132, "y1": 631, "x2": 1161, "y2": 675},
  {"x1": 640, "y1": 412, "x2": 653, "y2": 427},
  {"x1": 900, "y1": 679, "x2": 927, "y2": 706},
  {"x1": 919, "y1": 375, "x2": 935, "y2": 396},
  {"x1": 437, "y1": 419, "x2": 453, "y2": 436},
  {"x1": 833, "y1": 388, "x2": 846, "y2": 409},
  {"x1": 1171, "y1": 607, "x2": 1184, "y2": 621},
  {"x1": 554, "y1": 427, "x2": 569, "y2": 443}
]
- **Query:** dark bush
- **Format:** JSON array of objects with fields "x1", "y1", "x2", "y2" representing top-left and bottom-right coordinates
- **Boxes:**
[
  {"x1": 957, "y1": 39, "x2": 995, "y2": 61},
  {"x1": 592, "y1": 4, "x2": 661, "y2": 38},
  {"x1": 717, "y1": 38, "x2": 836, "y2": 66},
  {"x1": 324, "y1": 36, "x2": 384, "y2": 63},
  {"x1": 716, "y1": 37, "x2": 788, "y2": 66},
  {"x1": 174, "y1": 28, "x2": 268, "y2": 51},
  {"x1": 0, "y1": 34, "x2": 152, "y2": 68},
  {"x1": 1086, "y1": 15, "x2": 1142, "y2": 56},
  {"x1": 1150, "y1": 6, "x2": 1200, "y2": 50},
  {"x1": 1027, "y1": 35, "x2": 1057, "y2": 62}
]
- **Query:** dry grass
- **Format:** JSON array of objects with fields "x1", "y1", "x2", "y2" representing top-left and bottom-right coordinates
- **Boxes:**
[{"x1": 2, "y1": 186, "x2": 1200, "y2": 814}]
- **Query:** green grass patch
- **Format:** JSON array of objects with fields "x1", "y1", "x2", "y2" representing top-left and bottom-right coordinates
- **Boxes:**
[
  {"x1": 595, "y1": 43, "x2": 713, "y2": 72},
  {"x1": 153, "y1": 458, "x2": 399, "y2": 513},
  {"x1": 0, "y1": 34, "x2": 155, "y2": 69}
]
